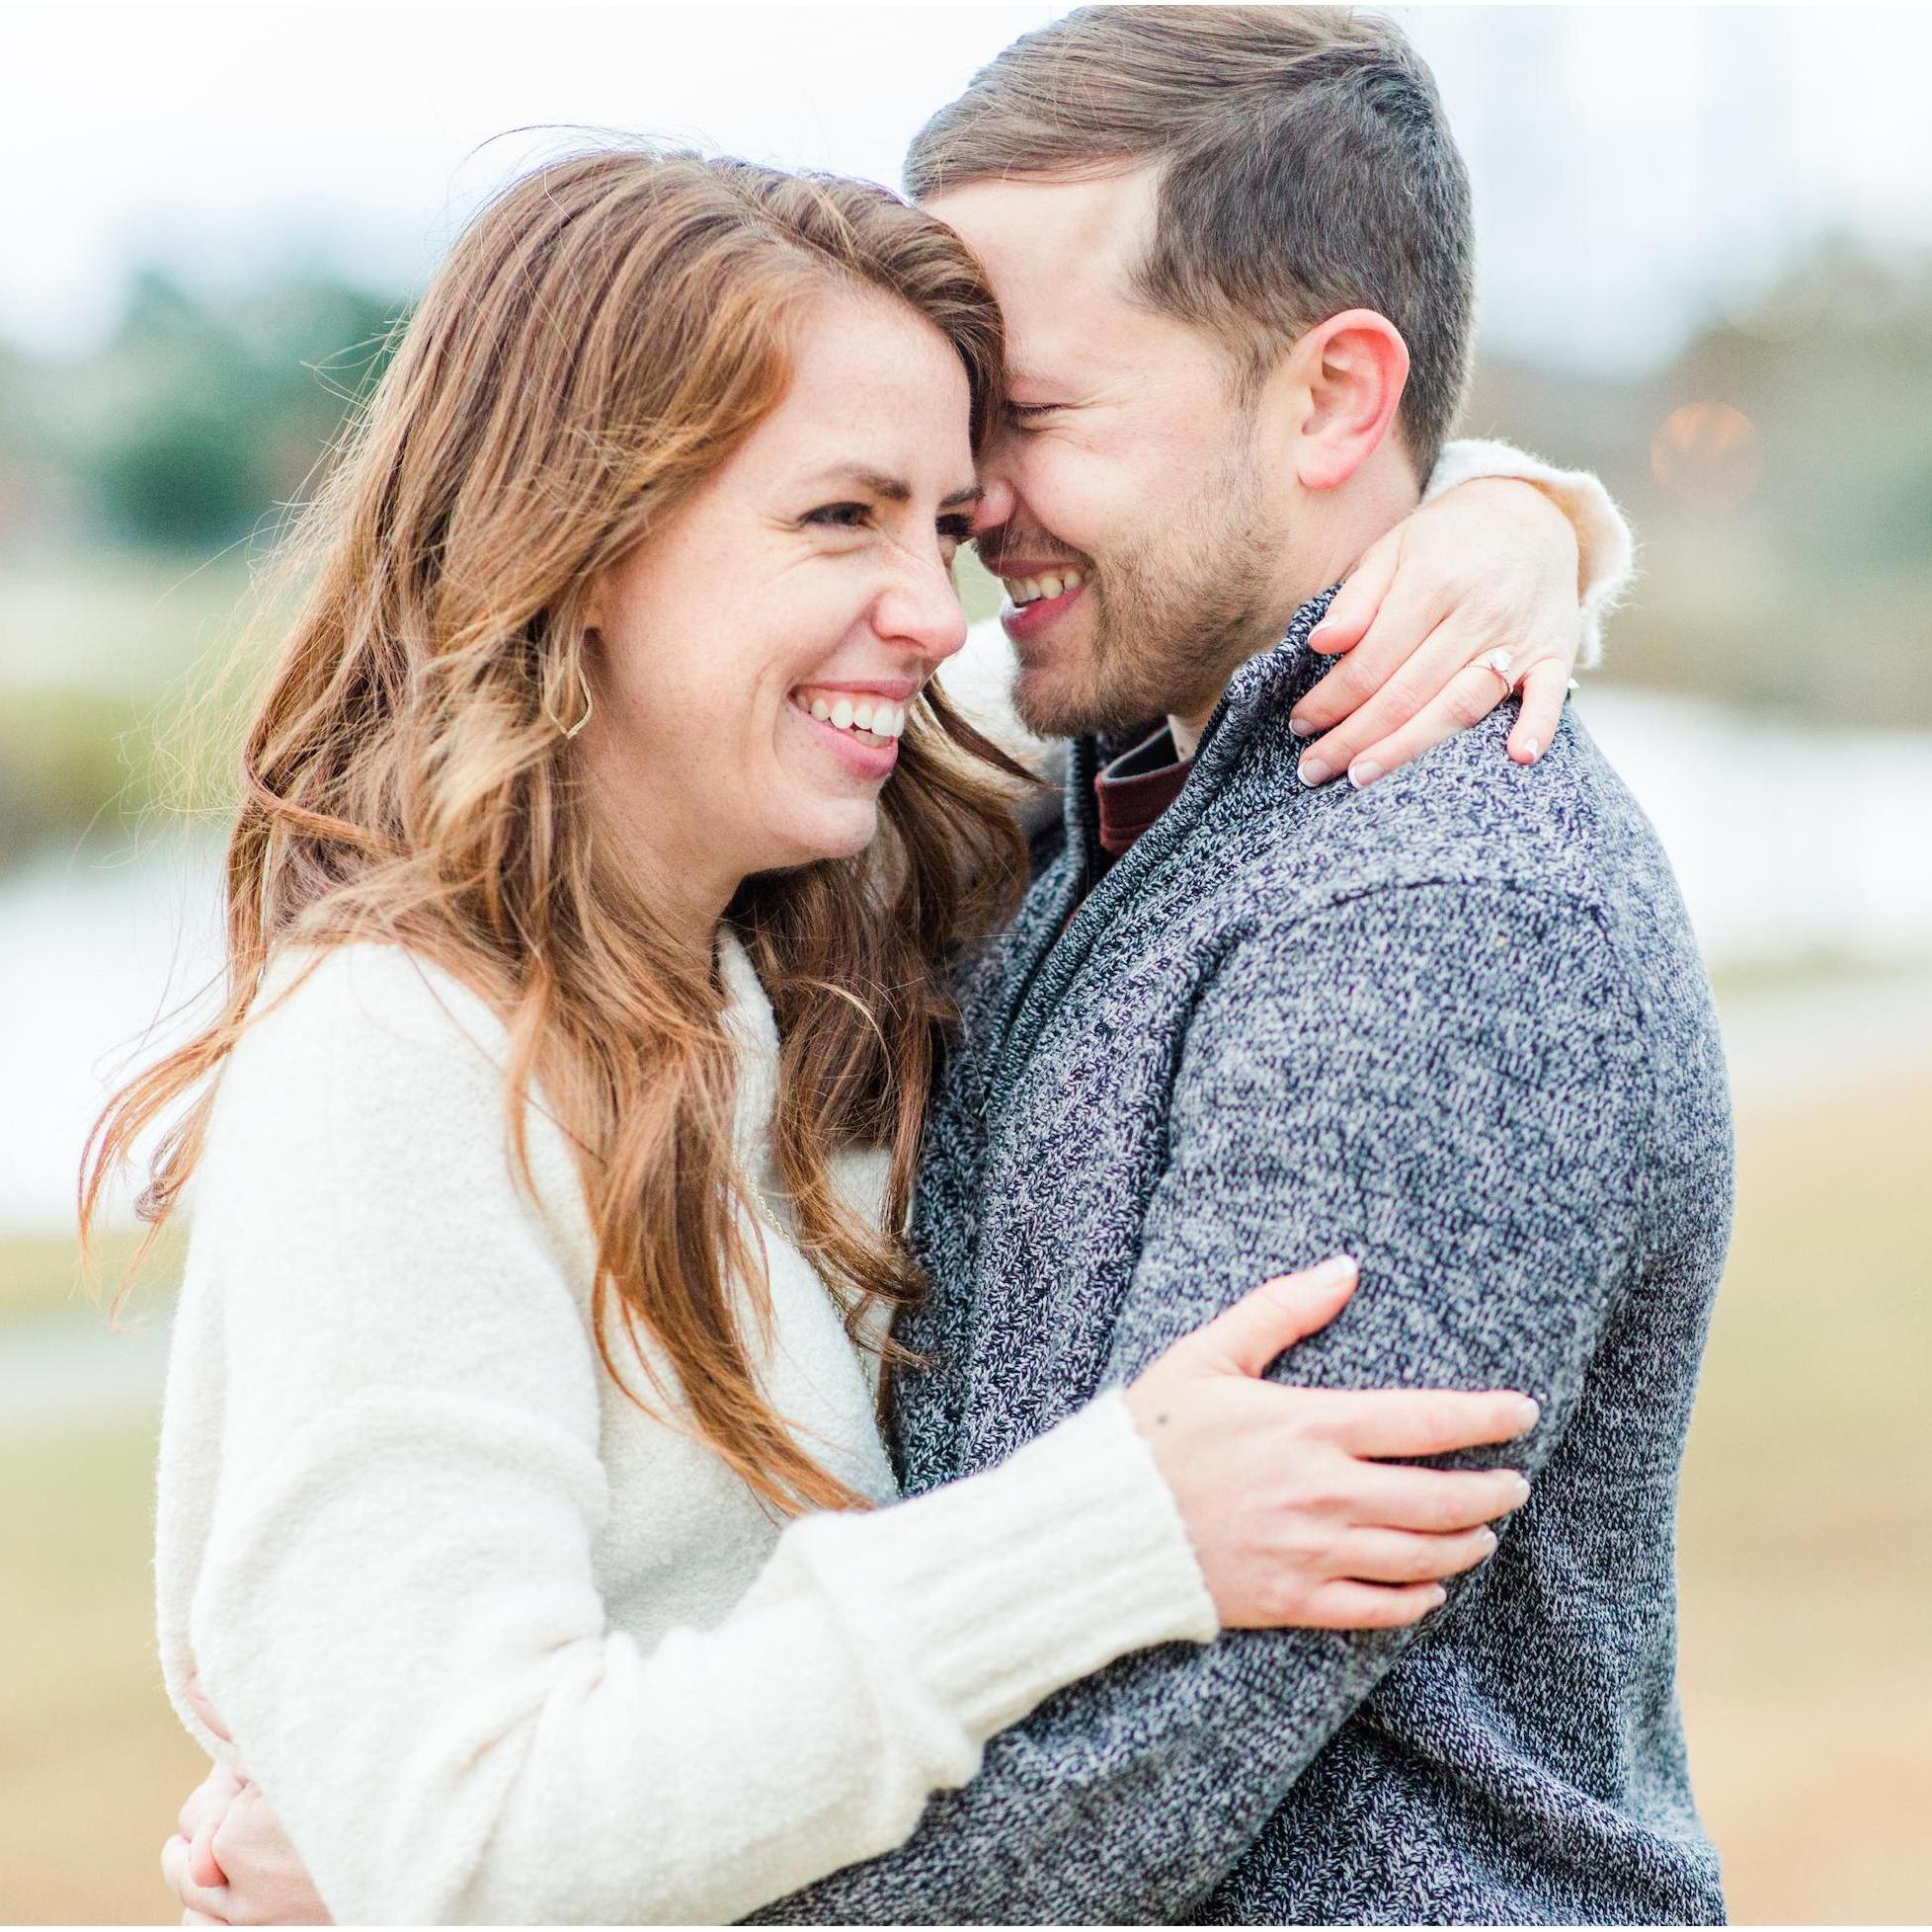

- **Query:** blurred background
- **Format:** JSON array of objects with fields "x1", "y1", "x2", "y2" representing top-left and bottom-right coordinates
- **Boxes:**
[{"x1": 3, "y1": 3, "x2": 1929, "y2": 1922}]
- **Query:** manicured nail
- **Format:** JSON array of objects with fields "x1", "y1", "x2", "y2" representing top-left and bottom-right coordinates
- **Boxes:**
[
  {"x1": 1298, "y1": 758, "x2": 1330, "y2": 787},
  {"x1": 1477, "y1": 1527, "x2": 1498, "y2": 1552},
  {"x1": 1517, "y1": 738, "x2": 1540, "y2": 764},
  {"x1": 1309, "y1": 622, "x2": 1336, "y2": 650},
  {"x1": 1318, "y1": 1251, "x2": 1358, "y2": 1282},
  {"x1": 1289, "y1": 714, "x2": 1317, "y2": 737},
  {"x1": 1508, "y1": 1472, "x2": 1532, "y2": 1502},
  {"x1": 1426, "y1": 1585, "x2": 1448, "y2": 1607},
  {"x1": 1514, "y1": 1395, "x2": 1541, "y2": 1428},
  {"x1": 1348, "y1": 760, "x2": 1382, "y2": 790}
]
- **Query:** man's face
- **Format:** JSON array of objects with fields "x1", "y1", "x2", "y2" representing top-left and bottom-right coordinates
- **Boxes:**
[{"x1": 928, "y1": 167, "x2": 1290, "y2": 740}]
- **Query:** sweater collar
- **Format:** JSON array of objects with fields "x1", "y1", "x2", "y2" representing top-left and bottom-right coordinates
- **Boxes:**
[
  {"x1": 1189, "y1": 583, "x2": 1342, "y2": 769},
  {"x1": 1068, "y1": 584, "x2": 1343, "y2": 864}
]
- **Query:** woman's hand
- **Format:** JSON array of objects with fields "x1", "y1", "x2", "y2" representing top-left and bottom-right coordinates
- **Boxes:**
[
  {"x1": 1288, "y1": 476, "x2": 1583, "y2": 790},
  {"x1": 1124, "y1": 1254, "x2": 1536, "y2": 1631}
]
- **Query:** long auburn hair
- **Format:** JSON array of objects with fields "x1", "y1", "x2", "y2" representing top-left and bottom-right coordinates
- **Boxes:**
[{"x1": 80, "y1": 146, "x2": 1033, "y2": 1515}]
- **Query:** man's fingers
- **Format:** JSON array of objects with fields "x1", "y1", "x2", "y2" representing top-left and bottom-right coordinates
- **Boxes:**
[
  {"x1": 178, "y1": 1762, "x2": 243, "y2": 1846},
  {"x1": 1193, "y1": 1255, "x2": 1359, "y2": 1376},
  {"x1": 1304, "y1": 527, "x2": 1403, "y2": 659},
  {"x1": 1325, "y1": 1386, "x2": 1539, "y2": 1458},
  {"x1": 1356, "y1": 1462, "x2": 1532, "y2": 1534},
  {"x1": 1299, "y1": 1578, "x2": 1446, "y2": 1630},
  {"x1": 1508, "y1": 655, "x2": 1571, "y2": 764},
  {"x1": 162, "y1": 1835, "x2": 232, "y2": 1924},
  {"x1": 1337, "y1": 1525, "x2": 1499, "y2": 1586},
  {"x1": 189, "y1": 1817, "x2": 227, "y2": 1892}
]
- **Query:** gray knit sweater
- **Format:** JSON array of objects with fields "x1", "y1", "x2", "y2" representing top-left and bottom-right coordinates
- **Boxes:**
[{"x1": 759, "y1": 592, "x2": 1733, "y2": 1926}]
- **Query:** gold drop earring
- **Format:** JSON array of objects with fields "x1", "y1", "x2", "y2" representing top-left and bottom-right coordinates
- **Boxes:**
[{"x1": 547, "y1": 655, "x2": 596, "y2": 740}]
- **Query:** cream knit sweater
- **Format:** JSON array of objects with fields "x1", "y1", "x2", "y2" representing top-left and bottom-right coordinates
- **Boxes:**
[{"x1": 154, "y1": 937, "x2": 1217, "y2": 1925}]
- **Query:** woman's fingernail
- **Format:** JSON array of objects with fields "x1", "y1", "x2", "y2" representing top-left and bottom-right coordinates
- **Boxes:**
[
  {"x1": 1309, "y1": 623, "x2": 1335, "y2": 650},
  {"x1": 1298, "y1": 758, "x2": 1330, "y2": 787},
  {"x1": 1518, "y1": 738, "x2": 1540, "y2": 763},
  {"x1": 1478, "y1": 1527, "x2": 1498, "y2": 1551},
  {"x1": 1290, "y1": 715, "x2": 1317, "y2": 737},
  {"x1": 1427, "y1": 1585, "x2": 1448, "y2": 1607},
  {"x1": 1509, "y1": 1472, "x2": 1532, "y2": 1502},
  {"x1": 1349, "y1": 760, "x2": 1382, "y2": 790}
]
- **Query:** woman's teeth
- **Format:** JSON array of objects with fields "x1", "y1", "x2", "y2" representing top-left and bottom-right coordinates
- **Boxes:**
[
  {"x1": 1001, "y1": 566, "x2": 1087, "y2": 607},
  {"x1": 791, "y1": 690, "x2": 909, "y2": 746}
]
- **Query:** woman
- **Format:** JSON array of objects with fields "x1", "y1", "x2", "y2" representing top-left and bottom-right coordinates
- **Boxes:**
[{"x1": 96, "y1": 148, "x2": 1619, "y2": 1925}]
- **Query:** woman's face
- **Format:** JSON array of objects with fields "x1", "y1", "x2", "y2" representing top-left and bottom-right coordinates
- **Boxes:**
[{"x1": 582, "y1": 290, "x2": 980, "y2": 931}]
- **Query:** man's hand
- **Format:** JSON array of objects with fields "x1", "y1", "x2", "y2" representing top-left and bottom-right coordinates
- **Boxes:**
[
  {"x1": 162, "y1": 1672, "x2": 331, "y2": 1925},
  {"x1": 162, "y1": 1758, "x2": 240, "y2": 1923},
  {"x1": 1288, "y1": 476, "x2": 1583, "y2": 787},
  {"x1": 162, "y1": 1772, "x2": 331, "y2": 1927}
]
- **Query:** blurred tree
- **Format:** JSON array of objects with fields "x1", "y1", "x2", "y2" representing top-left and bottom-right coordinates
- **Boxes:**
[
  {"x1": 71, "y1": 269, "x2": 401, "y2": 551},
  {"x1": 2, "y1": 237, "x2": 1930, "y2": 868},
  {"x1": 1465, "y1": 240, "x2": 1932, "y2": 726}
]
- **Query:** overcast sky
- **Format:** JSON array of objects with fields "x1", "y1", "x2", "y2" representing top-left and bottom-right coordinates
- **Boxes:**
[{"x1": 7, "y1": 4, "x2": 1931, "y2": 373}]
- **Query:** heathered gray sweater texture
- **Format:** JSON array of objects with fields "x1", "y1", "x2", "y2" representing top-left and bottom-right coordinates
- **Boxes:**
[{"x1": 758, "y1": 591, "x2": 1734, "y2": 1926}]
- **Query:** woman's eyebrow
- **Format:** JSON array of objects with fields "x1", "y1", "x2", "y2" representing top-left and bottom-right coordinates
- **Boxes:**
[{"x1": 800, "y1": 465, "x2": 982, "y2": 511}]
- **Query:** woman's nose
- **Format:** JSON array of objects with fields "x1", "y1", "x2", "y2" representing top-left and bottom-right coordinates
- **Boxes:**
[{"x1": 877, "y1": 552, "x2": 969, "y2": 666}]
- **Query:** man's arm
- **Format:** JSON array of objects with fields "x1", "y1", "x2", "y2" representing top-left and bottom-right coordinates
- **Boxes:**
[{"x1": 756, "y1": 878, "x2": 1652, "y2": 1925}]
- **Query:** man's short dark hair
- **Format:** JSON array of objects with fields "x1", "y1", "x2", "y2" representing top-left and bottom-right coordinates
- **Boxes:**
[{"x1": 906, "y1": 5, "x2": 1475, "y2": 478}]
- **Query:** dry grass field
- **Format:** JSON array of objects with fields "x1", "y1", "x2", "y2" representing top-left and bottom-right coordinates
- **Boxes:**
[
  {"x1": 2, "y1": 1065, "x2": 1928, "y2": 1924},
  {"x1": 1675, "y1": 1068, "x2": 1932, "y2": 1922}
]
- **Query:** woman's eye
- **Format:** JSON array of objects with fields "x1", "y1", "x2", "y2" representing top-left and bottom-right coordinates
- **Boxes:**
[
  {"x1": 1006, "y1": 403, "x2": 1063, "y2": 430},
  {"x1": 804, "y1": 502, "x2": 871, "y2": 531}
]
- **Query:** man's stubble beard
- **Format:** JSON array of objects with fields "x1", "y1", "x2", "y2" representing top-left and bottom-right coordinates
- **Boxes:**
[{"x1": 1011, "y1": 439, "x2": 1286, "y2": 743}]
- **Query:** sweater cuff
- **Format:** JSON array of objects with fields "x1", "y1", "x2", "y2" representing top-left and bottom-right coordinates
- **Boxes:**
[
  {"x1": 795, "y1": 1390, "x2": 1217, "y2": 1743},
  {"x1": 1425, "y1": 436, "x2": 1637, "y2": 669}
]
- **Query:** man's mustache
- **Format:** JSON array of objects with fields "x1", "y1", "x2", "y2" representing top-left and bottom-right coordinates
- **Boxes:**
[{"x1": 975, "y1": 527, "x2": 1092, "y2": 577}]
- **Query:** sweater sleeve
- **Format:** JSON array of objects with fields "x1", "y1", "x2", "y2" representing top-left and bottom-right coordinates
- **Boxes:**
[
  {"x1": 1425, "y1": 437, "x2": 1636, "y2": 669},
  {"x1": 756, "y1": 880, "x2": 1652, "y2": 1925},
  {"x1": 177, "y1": 949, "x2": 1214, "y2": 1926}
]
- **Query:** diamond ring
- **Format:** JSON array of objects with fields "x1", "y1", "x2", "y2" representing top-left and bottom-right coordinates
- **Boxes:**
[{"x1": 1479, "y1": 649, "x2": 1518, "y2": 694}]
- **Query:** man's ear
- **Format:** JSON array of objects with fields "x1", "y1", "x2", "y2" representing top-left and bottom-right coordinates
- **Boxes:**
[{"x1": 1281, "y1": 309, "x2": 1410, "y2": 493}]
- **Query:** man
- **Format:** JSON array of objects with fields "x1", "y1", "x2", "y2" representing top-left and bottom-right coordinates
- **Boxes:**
[{"x1": 761, "y1": 8, "x2": 1731, "y2": 1923}]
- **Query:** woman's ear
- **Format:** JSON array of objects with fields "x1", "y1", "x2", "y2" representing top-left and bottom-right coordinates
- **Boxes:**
[{"x1": 1286, "y1": 308, "x2": 1410, "y2": 493}]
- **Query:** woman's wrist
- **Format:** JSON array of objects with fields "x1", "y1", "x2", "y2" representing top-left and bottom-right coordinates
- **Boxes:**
[
  {"x1": 1425, "y1": 437, "x2": 1635, "y2": 666},
  {"x1": 777, "y1": 1389, "x2": 1216, "y2": 1743}
]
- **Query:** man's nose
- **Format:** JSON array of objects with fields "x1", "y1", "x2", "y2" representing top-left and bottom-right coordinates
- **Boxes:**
[{"x1": 972, "y1": 474, "x2": 1017, "y2": 537}]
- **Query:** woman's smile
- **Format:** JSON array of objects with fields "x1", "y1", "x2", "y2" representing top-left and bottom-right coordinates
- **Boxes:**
[{"x1": 786, "y1": 680, "x2": 918, "y2": 779}]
